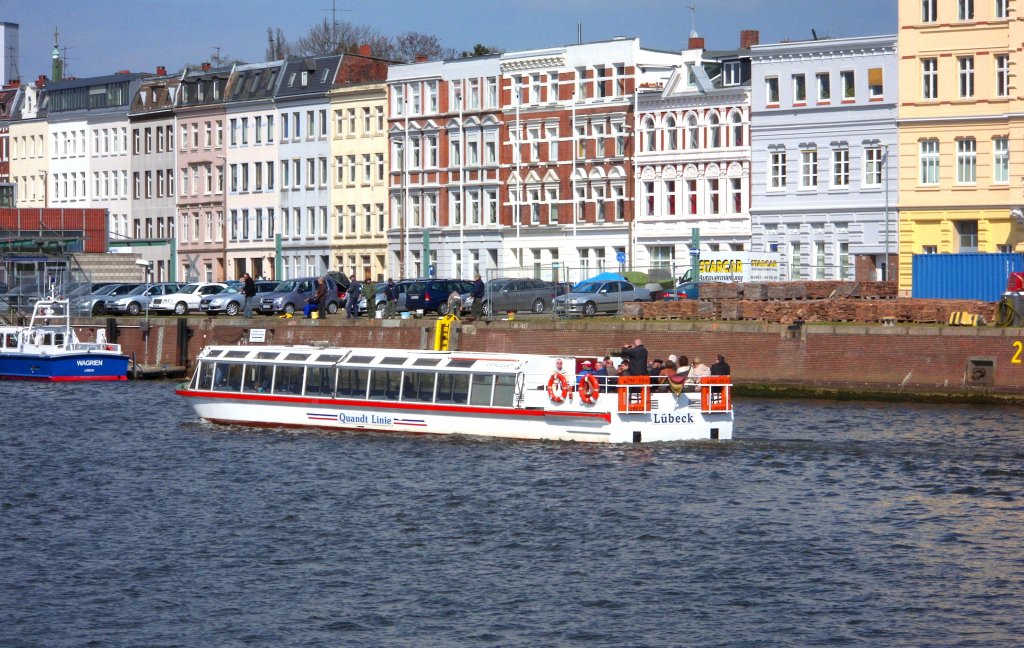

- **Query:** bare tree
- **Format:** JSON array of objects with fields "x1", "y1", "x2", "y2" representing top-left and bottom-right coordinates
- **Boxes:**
[
  {"x1": 460, "y1": 44, "x2": 504, "y2": 58},
  {"x1": 392, "y1": 31, "x2": 457, "y2": 63},
  {"x1": 266, "y1": 27, "x2": 291, "y2": 61},
  {"x1": 293, "y1": 18, "x2": 390, "y2": 57}
]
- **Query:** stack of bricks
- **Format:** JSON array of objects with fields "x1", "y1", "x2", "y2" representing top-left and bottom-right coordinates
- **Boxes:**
[{"x1": 634, "y1": 281, "x2": 993, "y2": 325}]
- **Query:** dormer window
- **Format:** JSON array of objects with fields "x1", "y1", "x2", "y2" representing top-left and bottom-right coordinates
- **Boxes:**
[
  {"x1": 723, "y1": 61, "x2": 741, "y2": 86},
  {"x1": 321, "y1": 68, "x2": 329, "y2": 83},
  {"x1": 301, "y1": 71, "x2": 309, "y2": 87}
]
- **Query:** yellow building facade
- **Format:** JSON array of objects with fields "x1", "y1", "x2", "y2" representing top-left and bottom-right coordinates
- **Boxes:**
[
  {"x1": 328, "y1": 81, "x2": 390, "y2": 283},
  {"x1": 897, "y1": 0, "x2": 1024, "y2": 294}
]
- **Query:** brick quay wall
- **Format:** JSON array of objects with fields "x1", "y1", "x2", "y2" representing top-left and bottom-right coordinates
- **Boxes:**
[{"x1": 82, "y1": 316, "x2": 1024, "y2": 403}]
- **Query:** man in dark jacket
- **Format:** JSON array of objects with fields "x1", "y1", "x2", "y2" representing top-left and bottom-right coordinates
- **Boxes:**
[
  {"x1": 620, "y1": 338, "x2": 648, "y2": 376},
  {"x1": 241, "y1": 273, "x2": 256, "y2": 318},
  {"x1": 383, "y1": 278, "x2": 398, "y2": 318},
  {"x1": 346, "y1": 275, "x2": 361, "y2": 319},
  {"x1": 710, "y1": 354, "x2": 731, "y2": 376},
  {"x1": 470, "y1": 275, "x2": 485, "y2": 319}
]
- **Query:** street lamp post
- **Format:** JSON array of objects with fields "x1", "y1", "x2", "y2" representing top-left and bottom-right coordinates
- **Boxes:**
[{"x1": 883, "y1": 143, "x2": 890, "y2": 282}]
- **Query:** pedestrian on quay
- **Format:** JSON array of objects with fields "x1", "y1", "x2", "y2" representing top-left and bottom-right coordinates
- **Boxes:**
[
  {"x1": 241, "y1": 272, "x2": 256, "y2": 318},
  {"x1": 383, "y1": 278, "x2": 398, "y2": 318},
  {"x1": 471, "y1": 274, "x2": 485, "y2": 319},
  {"x1": 346, "y1": 274, "x2": 361, "y2": 319}
]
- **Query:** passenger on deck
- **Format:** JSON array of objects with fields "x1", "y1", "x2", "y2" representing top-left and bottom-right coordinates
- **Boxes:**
[
  {"x1": 648, "y1": 358, "x2": 664, "y2": 380},
  {"x1": 676, "y1": 355, "x2": 692, "y2": 382},
  {"x1": 620, "y1": 339, "x2": 648, "y2": 376},
  {"x1": 593, "y1": 357, "x2": 610, "y2": 391},
  {"x1": 657, "y1": 360, "x2": 678, "y2": 390},
  {"x1": 710, "y1": 354, "x2": 731, "y2": 376},
  {"x1": 689, "y1": 356, "x2": 711, "y2": 384},
  {"x1": 576, "y1": 360, "x2": 595, "y2": 386}
]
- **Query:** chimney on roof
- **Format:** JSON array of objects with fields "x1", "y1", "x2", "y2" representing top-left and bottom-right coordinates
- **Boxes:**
[
  {"x1": 415, "y1": 55, "x2": 428, "y2": 63},
  {"x1": 358, "y1": 44, "x2": 371, "y2": 57},
  {"x1": 156, "y1": 66, "x2": 167, "y2": 76},
  {"x1": 201, "y1": 62, "x2": 211, "y2": 71},
  {"x1": 740, "y1": 30, "x2": 760, "y2": 49},
  {"x1": 687, "y1": 36, "x2": 705, "y2": 50},
  {"x1": 117, "y1": 70, "x2": 131, "y2": 75},
  {"x1": 36, "y1": 74, "x2": 47, "y2": 87}
]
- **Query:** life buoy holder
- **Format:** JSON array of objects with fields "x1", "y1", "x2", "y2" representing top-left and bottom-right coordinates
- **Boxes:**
[
  {"x1": 547, "y1": 372, "x2": 569, "y2": 403},
  {"x1": 578, "y1": 374, "x2": 601, "y2": 404}
]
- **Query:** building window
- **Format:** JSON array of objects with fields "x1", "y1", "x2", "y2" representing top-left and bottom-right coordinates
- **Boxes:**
[
  {"x1": 816, "y1": 72, "x2": 830, "y2": 101},
  {"x1": 920, "y1": 139, "x2": 940, "y2": 185},
  {"x1": 793, "y1": 74, "x2": 806, "y2": 103},
  {"x1": 957, "y1": 220, "x2": 978, "y2": 251},
  {"x1": 996, "y1": 0, "x2": 1008, "y2": 18},
  {"x1": 956, "y1": 138, "x2": 977, "y2": 184},
  {"x1": 958, "y1": 0, "x2": 974, "y2": 20},
  {"x1": 765, "y1": 77, "x2": 779, "y2": 104},
  {"x1": 729, "y1": 112, "x2": 743, "y2": 147},
  {"x1": 868, "y1": 68, "x2": 883, "y2": 98},
  {"x1": 922, "y1": 58, "x2": 938, "y2": 99},
  {"x1": 723, "y1": 61, "x2": 741, "y2": 86},
  {"x1": 841, "y1": 71, "x2": 855, "y2": 99},
  {"x1": 770, "y1": 151, "x2": 787, "y2": 189},
  {"x1": 994, "y1": 137, "x2": 1009, "y2": 183},
  {"x1": 832, "y1": 148, "x2": 850, "y2": 187},
  {"x1": 996, "y1": 54, "x2": 1010, "y2": 97},
  {"x1": 959, "y1": 56, "x2": 974, "y2": 98},
  {"x1": 730, "y1": 178, "x2": 742, "y2": 213},
  {"x1": 800, "y1": 150, "x2": 818, "y2": 188},
  {"x1": 864, "y1": 146, "x2": 883, "y2": 186},
  {"x1": 922, "y1": 0, "x2": 937, "y2": 21}
]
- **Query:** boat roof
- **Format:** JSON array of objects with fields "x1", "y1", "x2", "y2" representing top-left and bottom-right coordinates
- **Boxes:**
[{"x1": 198, "y1": 345, "x2": 550, "y2": 372}]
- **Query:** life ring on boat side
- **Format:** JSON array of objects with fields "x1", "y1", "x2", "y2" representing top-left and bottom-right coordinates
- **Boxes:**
[
  {"x1": 547, "y1": 372, "x2": 569, "y2": 403},
  {"x1": 577, "y1": 374, "x2": 601, "y2": 404}
]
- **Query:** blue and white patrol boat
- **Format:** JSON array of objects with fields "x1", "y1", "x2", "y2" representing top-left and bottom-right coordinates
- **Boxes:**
[
  {"x1": 177, "y1": 344, "x2": 733, "y2": 443},
  {"x1": 0, "y1": 289, "x2": 129, "y2": 381}
]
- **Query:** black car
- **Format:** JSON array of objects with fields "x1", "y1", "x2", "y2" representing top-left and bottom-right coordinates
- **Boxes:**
[{"x1": 401, "y1": 279, "x2": 475, "y2": 315}]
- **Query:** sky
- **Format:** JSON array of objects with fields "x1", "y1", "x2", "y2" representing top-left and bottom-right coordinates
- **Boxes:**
[{"x1": 3, "y1": 0, "x2": 897, "y2": 81}]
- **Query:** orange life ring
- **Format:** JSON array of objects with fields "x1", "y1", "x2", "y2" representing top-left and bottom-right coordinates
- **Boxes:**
[
  {"x1": 578, "y1": 374, "x2": 601, "y2": 404},
  {"x1": 547, "y1": 372, "x2": 569, "y2": 403}
]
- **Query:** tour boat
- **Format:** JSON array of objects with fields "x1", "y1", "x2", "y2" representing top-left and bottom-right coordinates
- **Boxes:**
[
  {"x1": 0, "y1": 290, "x2": 129, "y2": 381},
  {"x1": 176, "y1": 344, "x2": 734, "y2": 443}
]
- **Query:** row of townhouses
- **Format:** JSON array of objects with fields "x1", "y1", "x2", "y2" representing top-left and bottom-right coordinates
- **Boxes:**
[{"x1": 1, "y1": 1, "x2": 1021, "y2": 295}]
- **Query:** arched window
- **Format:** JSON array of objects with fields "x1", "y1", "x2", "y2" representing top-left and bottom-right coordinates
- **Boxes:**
[
  {"x1": 685, "y1": 114, "x2": 699, "y2": 149},
  {"x1": 665, "y1": 116, "x2": 678, "y2": 150},
  {"x1": 707, "y1": 113, "x2": 721, "y2": 148},
  {"x1": 643, "y1": 117, "x2": 657, "y2": 152},
  {"x1": 729, "y1": 112, "x2": 743, "y2": 147}
]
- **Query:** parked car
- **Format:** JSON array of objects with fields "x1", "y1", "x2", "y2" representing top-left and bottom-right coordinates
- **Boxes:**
[
  {"x1": 258, "y1": 277, "x2": 341, "y2": 315},
  {"x1": 397, "y1": 279, "x2": 475, "y2": 316},
  {"x1": 105, "y1": 283, "x2": 184, "y2": 315},
  {"x1": 467, "y1": 278, "x2": 559, "y2": 316},
  {"x1": 149, "y1": 282, "x2": 229, "y2": 315},
  {"x1": 200, "y1": 281, "x2": 278, "y2": 316},
  {"x1": 69, "y1": 283, "x2": 141, "y2": 316},
  {"x1": 661, "y1": 282, "x2": 700, "y2": 300},
  {"x1": 0, "y1": 283, "x2": 43, "y2": 313},
  {"x1": 552, "y1": 280, "x2": 652, "y2": 316}
]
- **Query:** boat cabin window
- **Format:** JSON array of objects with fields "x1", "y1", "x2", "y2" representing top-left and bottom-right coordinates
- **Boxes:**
[
  {"x1": 214, "y1": 362, "x2": 244, "y2": 391},
  {"x1": 413, "y1": 358, "x2": 441, "y2": 367},
  {"x1": 403, "y1": 371, "x2": 436, "y2": 403},
  {"x1": 381, "y1": 356, "x2": 407, "y2": 366},
  {"x1": 256, "y1": 351, "x2": 279, "y2": 360},
  {"x1": 304, "y1": 366, "x2": 334, "y2": 396},
  {"x1": 447, "y1": 359, "x2": 476, "y2": 369},
  {"x1": 285, "y1": 353, "x2": 310, "y2": 362},
  {"x1": 469, "y1": 374, "x2": 494, "y2": 406},
  {"x1": 347, "y1": 355, "x2": 374, "y2": 364},
  {"x1": 196, "y1": 361, "x2": 216, "y2": 389},
  {"x1": 53, "y1": 333, "x2": 65, "y2": 347},
  {"x1": 370, "y1": 369, "x2": 402, "y2": 399},
  {"x1": 4, "y1": 333, "x2": 16, "y2": 348},
  {"x1": 206, "y1": 349, "x2": 225, "y2": 358},
  {"x1": 436, "y1": 373, "x2": 469, "y2": 404},
  {"x1": 316, "y1": 354, "x2": 342, "y2": 363},
  {"x1": 337, "y1": 368, "x2": 369, "y2": 398},
  {"x1": 494, "y1": 374, "x2": 517, "y2": 407},
  {"x1": 274, "y1": 365, "x2": 305, "y2": 394},
  {"x1": 225, "y1": 350, "x2": 249, "y2": 359},
  {"x1": 242, "y1": 364, "x2": 274, "y2": 393}
]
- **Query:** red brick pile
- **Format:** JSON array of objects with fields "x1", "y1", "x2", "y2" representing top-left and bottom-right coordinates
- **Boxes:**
[{"x1": 632, "y1": 281, "x2": 995, "y2": 325}]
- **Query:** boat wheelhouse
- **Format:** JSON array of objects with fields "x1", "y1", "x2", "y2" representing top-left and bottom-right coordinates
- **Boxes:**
[
  {"x1": 0, "y1": 292, "x2": 129, "y2": 381},
  {"x1": 177, "y1": 344, "x2": 733, "y2": 443}
]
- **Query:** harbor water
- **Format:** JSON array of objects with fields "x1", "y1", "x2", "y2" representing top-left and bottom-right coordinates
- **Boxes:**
[{"x1": 2, "y1": 381, "x2": 1023, "y2": 647}]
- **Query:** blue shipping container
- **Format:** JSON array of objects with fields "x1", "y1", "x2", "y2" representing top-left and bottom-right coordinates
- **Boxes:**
[{"x1": 912, "y1": 252, "x2": 1024, "y2": 302}]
